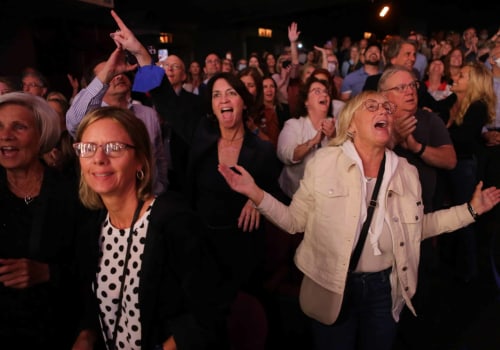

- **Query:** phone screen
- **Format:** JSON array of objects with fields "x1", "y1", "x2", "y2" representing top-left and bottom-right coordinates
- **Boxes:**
[{"x1": 158, "y1": 49, "x2": 168, "y2": 62}]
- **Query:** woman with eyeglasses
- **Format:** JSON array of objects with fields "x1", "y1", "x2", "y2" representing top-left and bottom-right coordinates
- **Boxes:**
[
  {"x1": 108, "y1": 11, "x2": 285, "y2": 350},
  {"x1": 71, "y1": 106, "x2": 227, "y2": 350},
  {"x1": 217, "y1": 90, "x2": 500, "y2": 350},
  {"x1": 0, "y1": 92, "x2": 89, "y2": 348},
  {"x1": 276, "y1": 75, "x2": 336, "y2": 200}
]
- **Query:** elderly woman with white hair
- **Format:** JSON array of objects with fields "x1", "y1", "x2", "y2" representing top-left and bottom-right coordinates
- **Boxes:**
[{"x1": 0, "y1": 92, "x2": 89, "y2": 348}]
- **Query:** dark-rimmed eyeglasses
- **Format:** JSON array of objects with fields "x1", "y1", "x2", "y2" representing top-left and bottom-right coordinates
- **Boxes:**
[
  {"x1": 363, "y1": 99, "x2": 397, "y2": 115},
  {"x1": 73, "y1": 142, "x2": 135, "y2": 158},
  {"x1": 382, "y1": 81, "x2": 420, "y2": 93}
]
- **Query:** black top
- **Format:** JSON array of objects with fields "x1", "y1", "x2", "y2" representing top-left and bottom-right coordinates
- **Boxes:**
[
  {"x1": 0, "y1": 166, "x2": 89, "y2": 349},
  {"x1": 149, "y1": 76, "x2": 285, "y2": 298},
  {"x1": 77, "y1": 192, "x2": 229, "y2": 350}
]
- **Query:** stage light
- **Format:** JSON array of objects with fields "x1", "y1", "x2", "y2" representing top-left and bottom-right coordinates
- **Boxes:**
[{"x1": 379, "y1": 5, "x2": 390, "y2": 17}]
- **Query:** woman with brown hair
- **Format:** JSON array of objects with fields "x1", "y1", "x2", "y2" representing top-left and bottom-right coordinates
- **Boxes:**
[{"x1": 72, "y1": 106, "x2": 226, "y2": 350}]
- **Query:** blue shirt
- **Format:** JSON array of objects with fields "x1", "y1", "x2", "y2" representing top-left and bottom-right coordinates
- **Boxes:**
[{"x1": 340, "y1": 67, "x2": 379, "y2": 98}]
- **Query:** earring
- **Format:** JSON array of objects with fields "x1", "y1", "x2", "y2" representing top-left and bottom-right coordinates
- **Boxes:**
[{"x1": 136, "y1": 170, "x2": 145, "y2": 181}]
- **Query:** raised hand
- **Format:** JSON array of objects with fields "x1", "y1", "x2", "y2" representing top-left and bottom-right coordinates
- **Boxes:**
[
  {"x1": 97, "y1": 47, "x2": 138, "y2": 84},
  {"x1": 288, "y1": 22, "x2": 300, "y2": 43},
  {"x1": 109, "y1": 10, "x2": 151, "y2": 67},
  {"x1": 67, "y1": 73, "x2": 79, "y2": 95},
  {"x1": 469, "y1": 181, "x2": 500, "y2": 216}
]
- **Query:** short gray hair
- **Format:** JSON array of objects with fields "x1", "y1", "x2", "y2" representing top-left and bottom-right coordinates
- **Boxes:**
[{"x1": 0, "y1": 92, "x2": 60, "y2": 154}]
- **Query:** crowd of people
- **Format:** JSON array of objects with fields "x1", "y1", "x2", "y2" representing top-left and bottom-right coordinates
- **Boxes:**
[{"x1": 1, "y1": 8, "x2": 500, "y2": 350}]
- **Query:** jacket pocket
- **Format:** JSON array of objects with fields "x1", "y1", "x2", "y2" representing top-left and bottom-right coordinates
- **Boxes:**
[{"x1": 314, "y1": 185, "x2": 349, "y2": 218}]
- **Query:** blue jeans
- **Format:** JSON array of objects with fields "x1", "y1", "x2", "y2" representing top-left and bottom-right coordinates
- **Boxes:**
[{"x1": 310, "y1": 267, "x2": 396, "y2": 350}]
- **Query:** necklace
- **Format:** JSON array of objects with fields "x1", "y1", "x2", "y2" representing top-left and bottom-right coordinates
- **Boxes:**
[{"x1": 7, "y1": 175, "x2": 43, "y2": 205}]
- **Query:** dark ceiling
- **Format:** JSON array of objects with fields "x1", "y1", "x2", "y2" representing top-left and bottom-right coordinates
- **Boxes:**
[{"x1": 3, "y1": 0, "x2": 499, "y2": 42}]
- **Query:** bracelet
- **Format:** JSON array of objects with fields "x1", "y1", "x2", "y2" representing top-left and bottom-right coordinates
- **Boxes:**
[
  {"x1": 467, "y1": 202, "x2": 479, "y2": 221},
  {"x1": 415, "y1": 143, "x2": 426, "y2": 157}
]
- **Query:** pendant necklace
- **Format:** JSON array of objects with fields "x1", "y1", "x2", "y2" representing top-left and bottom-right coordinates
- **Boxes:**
[{"x1": 8, "y1": 176, "x2": 43, "y2": 205}]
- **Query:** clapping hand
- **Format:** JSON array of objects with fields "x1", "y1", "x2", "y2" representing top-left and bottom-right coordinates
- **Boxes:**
[
  {"x1": 321, "y1": 118, "x2": 336, "y2": 138},
  {"x1": 392, "y1": 114, "x2": 417, "y2": 148}
]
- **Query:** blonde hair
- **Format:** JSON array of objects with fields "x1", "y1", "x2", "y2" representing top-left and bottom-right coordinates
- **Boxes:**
[
  {"x1": 454, "y1": 61, "x2": 496, "y2": 126},
  {"x1": 75, "y1": 107, "x2": 153, "y2": 210}
]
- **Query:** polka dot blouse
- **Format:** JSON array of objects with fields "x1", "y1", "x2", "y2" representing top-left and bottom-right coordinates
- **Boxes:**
[{"x1": 95, "y1": 199, "x2": 154, "y2": 350}]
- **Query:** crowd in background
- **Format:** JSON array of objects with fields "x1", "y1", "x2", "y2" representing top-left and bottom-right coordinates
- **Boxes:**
[{"x1": 1, "y1": 13, "x2": 500, "y2": 350}]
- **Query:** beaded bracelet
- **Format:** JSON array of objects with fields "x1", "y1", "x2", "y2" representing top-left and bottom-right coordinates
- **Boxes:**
[{"x1": 467, "y1": 202, "x2": 479, "y2": 220}]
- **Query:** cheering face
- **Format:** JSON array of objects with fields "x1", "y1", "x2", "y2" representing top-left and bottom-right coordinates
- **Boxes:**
[
  {"x1": 391, "y1": 43, "x2": 417, "y2": 71},
  {"x1": 349, "y1": 96, "x2": 394, "y2": 149},
  {"x1": 305, "y1": 82, "x2": 331, "y2": 116},
  {"x1": 262, "y1": 77, "x2": 276, "y2": 105},
  {"x1": 211, "y1": 78, "x2": 246, "y2": 130},
  {"x1": 78, "y1": 118, "x2": 141, "y2": 199},
  {"x1": 0, "y1": 104, "x2": 41, "y2": 171},
  {"x1": 450, "y1": 65, "x2": 471, "y2": 93}
]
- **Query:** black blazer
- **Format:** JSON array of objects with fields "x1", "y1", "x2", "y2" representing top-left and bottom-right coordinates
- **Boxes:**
[
  {"x1": 77, "y1": 192, "x2": 229, "y2": 350},
  {"x1": 149, "y1": 76, "x2": 284, "y2": 205},
  {"x1": 0, "y1": 166, "x2": 89, "y2": 349}
]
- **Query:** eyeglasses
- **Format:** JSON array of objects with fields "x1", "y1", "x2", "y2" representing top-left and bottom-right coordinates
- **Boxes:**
[
  {"x1": 73, "y1": 142, "x2": 135, "y2": 158},
  {"x1": 22, "y1": 82, "x2": 43, "y2": 89},
  {"x1": 157, "y1": 62, "x2": 182, "y2": 71},
  {"x1": 383, "y1": 81, "x2": 420, "y2": 93},
  {"x1": 309, "y1": 87, "x2": 329, "y2": 96},
  {"x1": 363, "y1": 99, "x2": 397, "y2": 115}
]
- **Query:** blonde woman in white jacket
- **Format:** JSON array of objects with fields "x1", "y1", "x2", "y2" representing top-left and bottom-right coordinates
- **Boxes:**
[{"x1": 218, "y1": 90, "x2": 500, "y2": 350}]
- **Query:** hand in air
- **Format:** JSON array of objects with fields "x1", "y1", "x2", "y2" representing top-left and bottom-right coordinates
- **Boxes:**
[{"x1": 469, "y1": 181, "x2": 500, "y2": 216}]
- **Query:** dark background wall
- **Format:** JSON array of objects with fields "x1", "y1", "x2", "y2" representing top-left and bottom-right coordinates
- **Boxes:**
[{"x1": 1, "y1": 0, "x2": 498, "y2": 99}]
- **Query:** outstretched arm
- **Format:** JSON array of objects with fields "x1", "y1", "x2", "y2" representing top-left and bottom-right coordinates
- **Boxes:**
[
  {"x1": 218, "y1": 164, "x2": 265, "y2": 206},
  {"x1": 469, "y1": 181, "x2": 500, "y2": 217}
]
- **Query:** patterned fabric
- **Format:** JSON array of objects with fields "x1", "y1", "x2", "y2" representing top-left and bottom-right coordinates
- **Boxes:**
[{"x1": 96, "y1": 200, "x2": 154, "y2": 350}]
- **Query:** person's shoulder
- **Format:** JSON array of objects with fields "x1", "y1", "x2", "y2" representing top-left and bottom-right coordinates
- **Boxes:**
[
  {"x1": 153, "y1": 190, "x2": 191, "y2": 213},
  {"x1": 131, "y1": 103, "x2": 156, "y2": 114},
  {"x1": 283, "y1": 116, "x2": 303, "y2": 127},
  {"x1": 312, "y1": 145, "x2": 343, "y2": 162},
  {"x1": 395, "y1": 155, "x2": 420, "y2": 181},
  {"x1": 416, "y1": 108, "x2": 443, "y2": 122}
]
